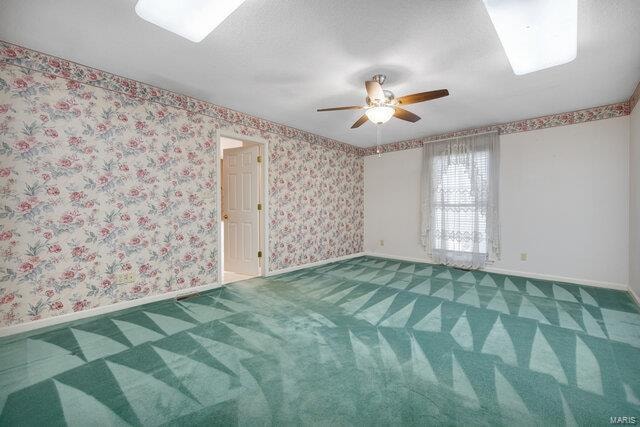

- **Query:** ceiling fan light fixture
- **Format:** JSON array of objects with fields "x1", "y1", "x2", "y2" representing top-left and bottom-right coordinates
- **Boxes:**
[
  {"x1": 482, "y1": 0, "x2": 577, "y2": 75},
  {"x1": 135, "y1": 0, "x2": 246, "y2": 42},
  {"x1": 317, "y1": 77, "x2": 447, "y2": 128},
  {"x1": 365, "y1": 106, "x2": 395, "y2": 124}
]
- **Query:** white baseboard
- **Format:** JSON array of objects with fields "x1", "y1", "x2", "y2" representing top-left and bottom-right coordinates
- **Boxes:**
[
  {"x1": 1, "y1": 252, "x2": 365, "y2": 338},
  {"x1": 482, "y1": 266, "x2": 628, "y2": 291},
  {"x1": 267, "y1": 252, "x2": 365, "y2": 276},
  {"x1": 628, "y1": 286, "x2": 640, "y2": 307},
  {"x1": 0, "y1": 281, "x2": 223, "y2": 338},
  {"x1": 3, "y1": 251, "x2": 634, "y2": 338},
  {"x1": 363, "y1": 251, "x2": 629, "y2": 292}
]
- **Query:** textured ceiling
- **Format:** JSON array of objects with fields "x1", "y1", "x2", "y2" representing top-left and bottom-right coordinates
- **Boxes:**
[{"x1": 1, "y1": 0, "x2": 639, "y2": 147}]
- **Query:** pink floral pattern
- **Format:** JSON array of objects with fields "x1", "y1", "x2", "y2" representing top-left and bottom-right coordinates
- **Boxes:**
[
  {"x1": 0, "y1": 41, "x2": 359, "y2": 156},
  {"x1": 362, "y1": 102, "x2": 631, "y2": 156},
  {"x1": 0, "y1": 63, "x2": 220, "y2": 325},
  {"x1": 268, "y1": 135, "x2": 363, "y2": 269},
  {"x1": 0, "y1": 61, "x2": 363, "y2": 327},
  {"x1": 209, "y1": 121, "x2": 364, "y2": 272},
  {"x1": 5, "y1": 38, "x2": 631, "y2": 326},
  {"x1": 2, "y1": 39, "x2": 636, "y2": 160}
]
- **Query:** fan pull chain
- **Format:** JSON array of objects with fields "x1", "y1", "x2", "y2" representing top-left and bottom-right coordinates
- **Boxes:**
[{"x1": 376, "y1": 125, "x2": 382, "y2": 157}]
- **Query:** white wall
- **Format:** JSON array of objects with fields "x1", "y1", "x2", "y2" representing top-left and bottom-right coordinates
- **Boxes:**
[
  {"x1": 630, "y1": 106, "x2": 640, "y2": 297},
  {"x1": 365, "y1": 116, "x2": 630, "y2": 288}
]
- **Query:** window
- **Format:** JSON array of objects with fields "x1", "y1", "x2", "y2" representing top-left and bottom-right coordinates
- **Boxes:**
[{"x1": 420, "y1": 132, "x2": 500, "y2": 269}]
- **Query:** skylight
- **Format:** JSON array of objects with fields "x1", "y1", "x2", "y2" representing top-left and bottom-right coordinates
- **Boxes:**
[
  {"x1": 482, "y1": 0, "x2": 578, "y2": 75},
  {"x1": 135, "y1": 0, "x2": 246, "y2": 43}
]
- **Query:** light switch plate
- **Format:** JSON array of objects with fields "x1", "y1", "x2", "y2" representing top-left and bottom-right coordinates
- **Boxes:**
[{"x1": 116, "y1": 272, "x2": 137, "y2": 284}]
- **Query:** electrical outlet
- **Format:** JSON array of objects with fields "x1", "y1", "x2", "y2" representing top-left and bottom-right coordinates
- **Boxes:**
[
  {"x1": 520, "y1": 253, "x2": 528, "y2": 261},
  {"x1": 116, "y1": 273, "x2": 136, "y2": 284},
  {"x1": 379, "y1": 239, "x2": 385, "y2": 247}
]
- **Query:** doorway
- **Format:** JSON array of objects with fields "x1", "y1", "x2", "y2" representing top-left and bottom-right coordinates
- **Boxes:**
[{"x1": 219, "y1": 135, "x2": 267, "y2": 284}]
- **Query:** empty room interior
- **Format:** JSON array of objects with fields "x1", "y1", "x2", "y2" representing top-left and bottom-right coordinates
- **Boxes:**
[{"x1": 0, "y1": 0, "x2": 639, "y2": 425}]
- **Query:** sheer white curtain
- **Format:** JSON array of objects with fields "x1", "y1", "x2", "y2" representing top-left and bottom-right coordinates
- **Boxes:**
[{"x1": 420, "y1": 132, "x2": 500, "y2": 269}]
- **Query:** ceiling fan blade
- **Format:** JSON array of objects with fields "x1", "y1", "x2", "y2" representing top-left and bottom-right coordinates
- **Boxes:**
[
  {"x1": 396, "y1": 89, "x2": 449, "y2": 105},
  {"x1": 365, "y1": 80, "x2": 385, "y2": 102},
  {"x1": 317, "y1": 105, "x2": 364, "y2": 112},
  {"x1": 351, "y1": 114, "x2": 369, "y2": 128},
  {"x1": 394, "y1": 107, "x2": 421, "y2": 123}
]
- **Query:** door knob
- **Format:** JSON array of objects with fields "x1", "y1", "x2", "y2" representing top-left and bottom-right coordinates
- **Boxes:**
[{"x1": 223, "y1": 214, "x2": 228, "y2": 219}]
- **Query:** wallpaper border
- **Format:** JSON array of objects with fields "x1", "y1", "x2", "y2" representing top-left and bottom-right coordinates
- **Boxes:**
[
  {"x1": 0, "y1": 40, "x2": 360, "y2": 156},
  {"x1": 0, "y1": 40, "x2": 637, "y2": 158},
  {"x1": 360, "y1": 101, "x2": 631, "y2": 156}
]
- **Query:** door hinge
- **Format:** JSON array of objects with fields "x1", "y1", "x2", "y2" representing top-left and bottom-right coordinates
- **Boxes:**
[
  {"x1": 258, "y1": 251, "x2": 263, "y2": 258},
  {"x1": 257, "y1": 203, "x2": 262, "y2": 211},
  {"x1": 257, "y1": 155, "x2": 262, "y2": 163}
]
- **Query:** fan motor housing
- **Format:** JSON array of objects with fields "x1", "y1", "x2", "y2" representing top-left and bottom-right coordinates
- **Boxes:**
[
  {"x1": 366, "y1": 90, "x2": 395, "y2": 106},
  {"x1": 372, "y1": 74, "x2": 387, "y2": 85}
]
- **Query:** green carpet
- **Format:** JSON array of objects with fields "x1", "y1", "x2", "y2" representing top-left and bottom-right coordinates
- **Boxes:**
[{"x1": 1, "y1": 256, "x2": 639, "y2": 426}]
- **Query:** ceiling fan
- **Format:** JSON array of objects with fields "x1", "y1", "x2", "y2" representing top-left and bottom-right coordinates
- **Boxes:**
[{"x1": 317, "y1": 74, "x2": 449, "y2": 128}]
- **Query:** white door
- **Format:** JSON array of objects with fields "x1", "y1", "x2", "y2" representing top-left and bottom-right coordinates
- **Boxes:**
[{"x1": 222, "y1": 145, "x2": 260, "y2": 275}]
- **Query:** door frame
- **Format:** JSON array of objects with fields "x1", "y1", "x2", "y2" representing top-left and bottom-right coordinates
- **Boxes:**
[{"x1": 215, "y1": 129, "x2": 270, "y2": 283}]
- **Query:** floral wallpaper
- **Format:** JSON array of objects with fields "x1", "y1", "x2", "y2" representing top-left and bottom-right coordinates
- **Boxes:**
[
  {"x1": 0, "y1": 59, "x2": 364, "y2": 327},
  {"x1": 0, "y1": 41, "x2": 360, "y2": 156},
  {"x1": 0, "y1": 39, "x2": 634, "y2": 327},
  {"x1": 362, "y1": 102, "x2": 631, "y2": 156},
  {"x1": 0, "y1": 63, "x2": 220, "y2": 326},
  {"x1": 268, "y1": 135, "x2": 363, "y2": 268}
]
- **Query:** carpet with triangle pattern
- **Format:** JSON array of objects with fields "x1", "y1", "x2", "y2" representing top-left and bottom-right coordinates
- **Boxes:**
[{"x1": 1, "y1": 256, "x2": 639, "y2": 426}]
